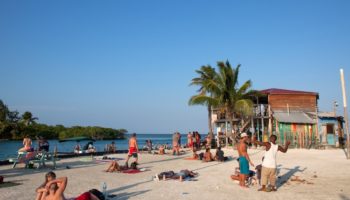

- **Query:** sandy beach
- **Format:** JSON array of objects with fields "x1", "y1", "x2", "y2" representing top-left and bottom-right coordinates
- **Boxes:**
[{"x1": 1, "y1": 148, "x2": 349, "y2": 200}]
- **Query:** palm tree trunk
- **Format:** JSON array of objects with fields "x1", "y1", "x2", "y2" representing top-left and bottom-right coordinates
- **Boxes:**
[
  {"x1": 208, "y1": 105, "x2": 213, "y2": 136},
  {"x1": 229, "y1": 111, "x2": 237, "y2": 148}
]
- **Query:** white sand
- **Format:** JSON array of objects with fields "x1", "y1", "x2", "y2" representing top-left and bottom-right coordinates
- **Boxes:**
[{"x1": 1, "y1": 148, "x2": 350, "y2": 200}]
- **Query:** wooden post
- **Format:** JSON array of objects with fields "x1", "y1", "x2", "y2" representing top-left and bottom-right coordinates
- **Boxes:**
[
  {"x1": 340, "y1": 68, "x2": 350, "y2": 159},
  {"x1": 257, "y1": 97, "x2": 260, "y2": 141},
  {"x1": 261, "y1": 107, "x2": 264, "y2": 132},
  {"x1": 225, "y1": 121, "x2": 228, "y2": 148},
  {"x1": 268, "y1": 104, "x2": 272, "y2": 136},
  {"x1": 315, "y1": 106, "x2": 319, "y2": 145}
]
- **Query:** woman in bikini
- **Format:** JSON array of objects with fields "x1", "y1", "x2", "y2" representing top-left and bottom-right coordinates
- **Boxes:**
[{"x1": 19, "y1": 135, "x2": 32, "y2": 152}]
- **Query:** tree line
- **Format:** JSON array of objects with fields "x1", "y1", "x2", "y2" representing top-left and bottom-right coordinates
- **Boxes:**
[{"x1": 0, "y1": 100, "x2": 127, "y2": 140}]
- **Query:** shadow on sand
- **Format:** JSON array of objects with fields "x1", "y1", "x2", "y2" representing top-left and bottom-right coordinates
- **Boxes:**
[
  {"x1": 339, "y1": 194, "x2": 350, "y2": 200},
  {"x1": 0, "y1": 179, "x2": 28, "y2": 189},
  {"x1": 277, "y1": 166, "x2": 307, "y2": 189},
  {"x1": 108, "y1": 190, "x2": 151, "y2": 200},
  {"x1": 106, "y1": 179, "x2": 153, "y2": 199},
  {"x1": 0, "y1": 159, "x2": 105, "y2": 179}
]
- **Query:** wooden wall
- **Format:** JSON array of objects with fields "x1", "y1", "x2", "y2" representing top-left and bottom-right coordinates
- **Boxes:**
[{"x1": 269, "y1": 94, "x2": 317, "y2": 112}]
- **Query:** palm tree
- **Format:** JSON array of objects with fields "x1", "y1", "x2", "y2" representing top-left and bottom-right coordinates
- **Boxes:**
[
  {"x1": 212, "y1": 61, "x2": 255, "y2": 146},
  {"x1": 189, "y1": 65, "x2": 218, "y2": 137},
  {"x1": 189, "y1": 61, "x2": 256, "y2": 147},
  {"x1": 21, "y1": 111, "x2": 38, "y2": 126}
]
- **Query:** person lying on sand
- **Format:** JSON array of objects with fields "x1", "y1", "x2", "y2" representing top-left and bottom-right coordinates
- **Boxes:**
[
  {"x1": 36, "y1": 171, "x2": 56, "y2": 200},
  {"x1": 106, "y1": 161, "x2": 138, "y2": 172},
  {"x1": 40, "y1": 176, "x2": 105, "y2": 200},
  {"x1": 105, "y1": 161, "x2": 128, "y2": 172},
  {"x1": 154, "y1": 169, "x2": 198, "y2": 181}
]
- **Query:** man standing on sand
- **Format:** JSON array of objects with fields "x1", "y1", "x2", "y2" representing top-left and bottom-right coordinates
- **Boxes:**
[
  {"x1": 255, "y1": 134, "x2": 290, "y2": 192},
  {"x1": 237, "y1": 133, "x2": 254, "y2": 188},
  {"x1": 125, "y1": 133, "x2": 139, "y2": 167},
  {"x1": 172, "y1": 132, "x2": 180, "y2": 155}
]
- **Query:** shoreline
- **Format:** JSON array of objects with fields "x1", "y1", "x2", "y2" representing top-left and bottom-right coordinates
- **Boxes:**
[{"x1": 1, "y1": 148, "x2": 349, "y2": 200}]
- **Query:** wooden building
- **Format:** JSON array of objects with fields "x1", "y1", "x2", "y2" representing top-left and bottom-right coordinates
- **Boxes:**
[
  {"x1": 211, "y1": 88, "x2": 344, "y2": 148},
  {"x1": 252, "y1": 88, "x2": 319, "y2": 147}
]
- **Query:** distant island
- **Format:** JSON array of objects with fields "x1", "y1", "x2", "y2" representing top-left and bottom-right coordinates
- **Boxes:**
[{"x1": 0, "y1": 100, "x2": 127, "y2": 140}]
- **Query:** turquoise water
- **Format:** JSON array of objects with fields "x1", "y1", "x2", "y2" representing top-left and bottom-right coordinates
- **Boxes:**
[{"x1": 0, "y1": 133, "x2": 202, "y2": 160}]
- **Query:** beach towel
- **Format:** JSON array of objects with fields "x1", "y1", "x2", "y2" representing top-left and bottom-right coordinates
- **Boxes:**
[
  {"x1": 122, "y1": 168, "x2": 147, "y2": 174},
  {"x1": 184, "y1": 157, "x2": 198, "y2": 160}
]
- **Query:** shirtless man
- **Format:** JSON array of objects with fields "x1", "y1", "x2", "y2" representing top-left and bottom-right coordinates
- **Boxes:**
[
  {"x1": 125, "y1": 133, "x2": 139, "y2": 167},
  {"x1": 40, "y1": 177, "x2": 67, "y2": 200},
  {"x1": 237, "y1": 133, "x2": 254, "y2": 188},
  {"x1": 19, "y1": 135, "x2": 32, "y2": 152},
  {"x1": 41, "y1": 176, "x2": 103, "y2": 200},
  {"x1": 255, "y1": 134, "x2": 290, "y2": 192},
  {"x1": 203, "y1": 148, "x2": 214, "y2": 162}
]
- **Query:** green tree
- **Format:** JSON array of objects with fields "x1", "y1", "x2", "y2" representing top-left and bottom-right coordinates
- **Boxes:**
[
  {"x1": 0, "y1": 100, "x2": 9, "y2": 122},
  {"x1": 21, "y1": 111, "x2": 38, "y2": 126},
  {"x1": 213, "y1": 61, "x2": 256, "y2": 146},
  {"x1": 189, "y1": 65, "x2": 218, "y2": 137},
  {"x1": 189, "y1": 61, "x2": 256, "y2": 146}
]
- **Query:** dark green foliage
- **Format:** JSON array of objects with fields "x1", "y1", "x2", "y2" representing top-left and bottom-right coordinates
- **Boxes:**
[{"x1": 0, "y1": 100, "x2": 127, "y2": 140}]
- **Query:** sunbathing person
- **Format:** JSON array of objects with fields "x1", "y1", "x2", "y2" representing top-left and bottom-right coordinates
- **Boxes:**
[
  {"x1": 40, "y1": 176, "x2": 105, "y2": 200},
  {"x1": 35, "y1": 171, "x2": 56, "y2": 200},
  {"x1": 105, "y1": 161, "x2": 138, "y2": 172},
  {"x1": 155, "y1": 169, "x2": 198, "y2": 181},
  {"x1": 158, "y1": 145, "x2": 165, "y2": 155},
  {"x1": 105, "y1": 161, "x2": 128, "y2": 172},
  {"x1": 214, "y1": 146, "x2": 228, "y2": 162},
  {"x1": 203, "y1": 148, "x2": 214, "y2": 162}
]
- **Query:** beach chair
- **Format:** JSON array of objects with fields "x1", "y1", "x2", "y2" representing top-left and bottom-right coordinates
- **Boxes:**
[
  {"x1": 30, "y1": 151, "x2": 58, "y2": 169},
  {"x1": 9, "y1": 151, "x2": 58, "y2": 169},
  {"x1": 8, "y1": 151, "x2": 37, "y2": 168}
]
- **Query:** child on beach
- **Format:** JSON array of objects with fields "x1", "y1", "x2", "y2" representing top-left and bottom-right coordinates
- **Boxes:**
[{"x1": 255, "y1": 157, "x2": 264, "y2": 185}]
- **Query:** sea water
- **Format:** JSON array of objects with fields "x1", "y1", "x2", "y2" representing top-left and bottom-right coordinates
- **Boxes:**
[{"x1": 0, "y1": 133, "x2": 205, "y2": 160}]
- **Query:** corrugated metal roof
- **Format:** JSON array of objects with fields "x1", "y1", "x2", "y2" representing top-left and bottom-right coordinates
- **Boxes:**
[
  {"x1": 308, "y1": 112, "x2": 342, "y2": 118},
  {"x1": 274, "y1": 111, "x2": 315, "y2": 124},
  {"x1": 260, "y1": 88, "x2": 319, "y2": 96}
]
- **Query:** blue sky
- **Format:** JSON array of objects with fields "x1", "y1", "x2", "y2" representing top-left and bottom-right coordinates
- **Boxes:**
[{"x1": 0, "y1": 0, "x2": 349, "y2": 133}]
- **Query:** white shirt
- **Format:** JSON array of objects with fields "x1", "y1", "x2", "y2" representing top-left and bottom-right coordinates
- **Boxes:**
[{"x1": 262, "y1": 142, "x2": 279, "y2": 168}]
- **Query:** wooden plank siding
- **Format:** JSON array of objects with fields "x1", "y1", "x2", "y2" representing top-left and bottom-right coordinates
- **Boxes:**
[{"x1": 268, "y1": 94, "x2": 317, "y2": 112}]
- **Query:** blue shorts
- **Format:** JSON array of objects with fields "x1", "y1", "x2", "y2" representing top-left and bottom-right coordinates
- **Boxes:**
[{"x1": 239, "y1": 156, "x2": 249, "y2": 175}]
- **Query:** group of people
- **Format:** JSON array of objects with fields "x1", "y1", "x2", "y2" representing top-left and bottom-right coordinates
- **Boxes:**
[
  {"x1": 18, "y1": 135, "x2": 50, "y2": 153},
  {"x1": 237, "y1": 132, "x2": 290, "y2": 191},
  {"x1": 29, "y1": 130, "x2": 290, "y2": 200}
]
